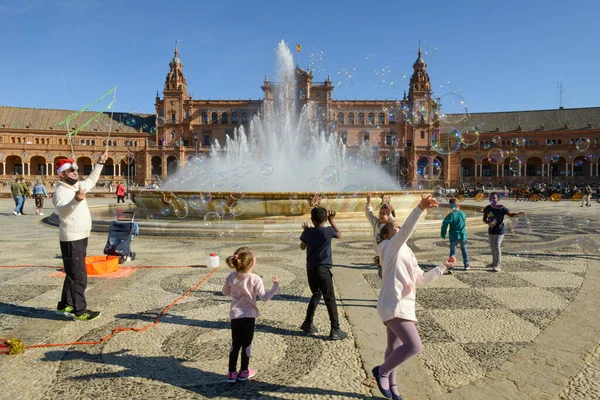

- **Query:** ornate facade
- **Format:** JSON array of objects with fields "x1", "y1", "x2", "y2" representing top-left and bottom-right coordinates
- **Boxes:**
[{"x1": 1, "y1": 45, "x2": 599, "y2": 189}]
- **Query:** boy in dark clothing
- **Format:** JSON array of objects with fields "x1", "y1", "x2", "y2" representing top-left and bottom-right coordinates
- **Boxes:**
[
  {"x1": 300, "y1": 207, "x2": 348, "y2": 340},
  {"x1": 483, "y1": 192, "x2": 525, "y2": 272}
]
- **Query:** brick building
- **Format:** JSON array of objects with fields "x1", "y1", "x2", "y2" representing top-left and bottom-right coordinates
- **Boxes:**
[{"x1": 1, "y1": 45, "x2": 599, "y2": 189}]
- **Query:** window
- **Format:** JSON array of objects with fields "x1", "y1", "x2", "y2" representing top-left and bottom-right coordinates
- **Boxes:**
[
  {"x1": 407, "y1": 140, "x2": 412, "y2": 147},
  {"x1": 557, "y1": 139, "x2": 562, "y2": 145},
  {"x1": 368, "y1": 113, "x2": 375, "y2": 125},
  {"x1": 86, "y1": 140, "x2": 90, "y2": 146},
  {"x1": 242, "y1": 112, "x2": 249, "y2": 123},
  {"x1": 91, "y1": 140, "x2": 95, "y2": 146},
  {"x1": 348, "y1": 113, "x2": 355, "y2": 124},
  {"x1": 462, "y1": 166, "x2": 471, "y2": 177},
  {"x1": 201, "y1": 112, "x2": 208, "y2": 124},
  {"x1": 378, "y1": 113, "x2": 385, "y2": 125},
  {"x1": 232, "y1": 112, "x2": 238, "y2": 124},
  {"x1": 171, "y1": 113, "x2": 176, "y2": 123},
  {"x1": 211, "y1": 112, "x2": 218, "y2": 124},
  {"x1": 363, "y1": 130, "x2": 370, "y2": 143},
  {"x1": 595, "y1": 138, "x2": 599, "y2": 144},
  {"x1": 482, "y1": 166, "x2": 491, "y2": 176},
  {"x1": 358, "y1": 113, "x2": 364, "y2": 124},
  {"x1": 337, "y1": 113, "x2": 344, "y2": 124},
  {"x1": 340, "y1": 131, "x2": 348, "y2": 145},
  {"x1": 386, "y1": 133, "x2": 395, "y2": 146},
  {"x1": 202, "y1": 130, "x2": 212, "y2": 146},
  {"x1": 570, "y1": 138, "x2": 574, "y2": 144},
  {"x1": 221, "y1": 113, "x2": 229, "y2": 124},
  {"x1": 316, "y1": 92, "x2": 321, "y2": 98},
  {"x1": 389, "y1": 114, "x2": 395, "y2": 124},
  {"x1": 534, "y1": 140, "x2": 538, "y2": 146},
  {"x1": 420, "y1": 130, "x2": 425, "y2": 139}
]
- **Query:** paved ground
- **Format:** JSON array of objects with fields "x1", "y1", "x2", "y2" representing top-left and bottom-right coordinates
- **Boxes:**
[{"x1": 0, "y1": 196, "x2": 599, "y2": 400}]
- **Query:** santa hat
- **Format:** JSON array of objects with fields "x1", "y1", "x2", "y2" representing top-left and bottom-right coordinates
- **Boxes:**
[{"x1": 56, "y1": 158, "x2": 78, "y2": 174}]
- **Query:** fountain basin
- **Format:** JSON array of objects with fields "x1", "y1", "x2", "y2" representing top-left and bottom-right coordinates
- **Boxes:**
[{"x1": 130, "y1": 190, "x2": 429, "y2": 219}]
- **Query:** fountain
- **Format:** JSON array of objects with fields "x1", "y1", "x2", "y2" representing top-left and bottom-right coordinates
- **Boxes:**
[{"x1": 128, "y1": 41, "x2": 428, "y2": 236}]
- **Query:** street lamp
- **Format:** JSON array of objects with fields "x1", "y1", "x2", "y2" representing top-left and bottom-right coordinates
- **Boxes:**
[{"x1": 193, "y1": 132, "x2": 199, "y2": 156}]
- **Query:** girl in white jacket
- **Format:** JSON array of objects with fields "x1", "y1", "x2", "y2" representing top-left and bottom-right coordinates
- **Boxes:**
[
  {"x1": 372, "y1": 195, "x2": 455, "y2": 399},
  {"x1": 365, "y1": 193, "x2": 395, "y2": 277}
]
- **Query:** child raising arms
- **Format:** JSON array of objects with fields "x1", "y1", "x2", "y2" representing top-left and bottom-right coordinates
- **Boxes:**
[
  {"x1": 373, "y1": 195, "x2": 455, "y2": 399},
  {"x1": 365, "y1": 193, "x2": 396, "y2": 275},
  {"x1": 222, "y1": 247, "x2": 279, "y2": 383}
]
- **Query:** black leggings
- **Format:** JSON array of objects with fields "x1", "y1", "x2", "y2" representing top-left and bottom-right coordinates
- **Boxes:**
[{"x1": 229, "y1": 317, "x2": 255, "y2": 372}]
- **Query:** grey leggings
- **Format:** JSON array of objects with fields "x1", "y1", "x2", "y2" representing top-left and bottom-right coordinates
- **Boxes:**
[
  {"x1": 379, "y1": 318, "x2": 423, "y2": 386},
  {"x1": 489, "y1": 234, "x2": 505, "y2": 266}
]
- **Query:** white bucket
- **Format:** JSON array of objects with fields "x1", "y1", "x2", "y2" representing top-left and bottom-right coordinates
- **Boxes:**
[{"x1": 207, "y1": 253, "x2": 220, "y2": 268}]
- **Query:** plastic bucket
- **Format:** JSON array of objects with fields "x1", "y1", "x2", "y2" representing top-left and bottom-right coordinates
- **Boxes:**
[
  {"x1": 207, "y1": 253, "x2": 219, "y2": 268},
  {"x1": 85, "y1": 256, "x2": 119, "y2": 275}
]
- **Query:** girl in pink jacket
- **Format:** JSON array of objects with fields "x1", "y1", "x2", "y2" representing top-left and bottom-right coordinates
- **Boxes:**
[
  {"x1": 372, "y1": 195, "x2": 455, "y2": 399},
  {"x1": 222, "y1": 247, "x2": 279, "y2": 383}
]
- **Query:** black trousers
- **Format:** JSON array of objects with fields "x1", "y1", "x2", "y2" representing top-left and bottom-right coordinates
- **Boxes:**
[
  {"x1": 58, "y1": 238, "x2": 88, "y2": 315},
  {"x1": 304, "y1": 265, "x2": 340, "y2": 330},
  {"x1": 117, "y1": 195, "x2": 125, "y2": 203},
  {"x1": 229, "y1": 317, "x2": 255, "y2": 372}
]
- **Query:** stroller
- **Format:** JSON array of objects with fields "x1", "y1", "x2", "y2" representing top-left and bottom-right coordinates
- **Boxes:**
[{"x1": 103, "y1": 211, "x2": 139, "y2": 264}]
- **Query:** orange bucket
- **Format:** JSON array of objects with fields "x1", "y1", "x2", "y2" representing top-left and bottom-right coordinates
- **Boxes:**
[{"x1": 85, "y1": 256, "x2": 119, "y2": 275}]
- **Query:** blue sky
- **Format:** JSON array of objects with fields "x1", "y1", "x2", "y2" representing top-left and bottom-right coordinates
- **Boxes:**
[{"x1": 1, "y1": 0, "x2": 599, "y2": 114}]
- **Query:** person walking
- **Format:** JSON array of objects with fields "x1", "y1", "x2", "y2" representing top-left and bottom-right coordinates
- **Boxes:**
[
  {"x1": 441, "y1": 198, "x2": 470, "y2": 269},
  {"x1": 115, "y1": 182, "x2": 126, "y2": 203},
  {"x1": 53, "y1": 151, "x2": 108, "y2": 321},
  {"x1": 581, "y1": 185, "x2": 592, "y2": 207},
  {"x1": 10, "y1": 177, "x2": 25, "y2": 216},
  {"x1": 33, "y1": 180, "x2": 50, "y2": 215},
  {"x1": 20, "y1": 179, "x2": 31, "y2": 214}
]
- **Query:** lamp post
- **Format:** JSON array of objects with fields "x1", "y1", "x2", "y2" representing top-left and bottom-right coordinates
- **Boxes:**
[{"x1": 193, "y1": 132, "x2": 199, "y2": 156}]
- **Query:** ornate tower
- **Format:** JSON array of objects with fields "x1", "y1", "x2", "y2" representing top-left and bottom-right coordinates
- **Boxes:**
[
  {"x1": 406, "y1": 44, "x2": 435, "y2": 127},
  {"x1": 157, "y1": 42, "x2": 190, "y2": 146}
]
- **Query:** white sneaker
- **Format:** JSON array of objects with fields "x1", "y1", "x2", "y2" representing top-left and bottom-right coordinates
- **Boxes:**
[
  {"x1": 39, "y1": 213, "x2": 45, "y2": 216},
  {"x1": 492, "y1": 266, "x2": 502, "y2": 272},
  {"x1": 12, "y1": 211, "x2": 18, "y2": 216}
]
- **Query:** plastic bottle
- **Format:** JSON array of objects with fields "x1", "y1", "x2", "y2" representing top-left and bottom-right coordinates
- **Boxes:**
[{"x1": 207, "y1": 253, "x2": 219, "y2": 268}]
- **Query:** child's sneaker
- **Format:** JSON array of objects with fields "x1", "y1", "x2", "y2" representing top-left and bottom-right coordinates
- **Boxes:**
[
  {"x1": 492, "y1": 266, "x2": 502, "y2": 272},
  {"x1": 237, "y1": 369, "x2": 255, "y2": 381},
  {"x1": 56, "y1": 305, "x2": 74, "y2": 317},
  {"x1": 226, "y1": 371, "x2": 238, "y2": 383},
  {"x1": 73, "y1": 310, "x2": 101, "y2": 321}
]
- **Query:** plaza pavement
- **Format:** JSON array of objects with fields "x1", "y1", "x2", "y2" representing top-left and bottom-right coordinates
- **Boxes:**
[{"x1": 0, "y1": 196, "x2": 598, "y2": 400}]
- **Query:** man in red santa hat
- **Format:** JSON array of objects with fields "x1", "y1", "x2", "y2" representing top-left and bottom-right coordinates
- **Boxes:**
[{"x1": 53, "y1": 150, "x2": 108, "y2": 321}]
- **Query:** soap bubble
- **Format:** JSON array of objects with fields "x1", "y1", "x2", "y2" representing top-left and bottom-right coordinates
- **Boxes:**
[
  {"x1": 400, "y1": 167, "x2": 410, "y2": 176},
  {"x1": 385, "y1": 150, "x2": 402, "y2": 164},
  {"x1": 584, "y1": 153, "x2": 596, "y2": 162},
  {"x1": 418, "y1": 159, "x2": 442, "y2": 180},
  {"x1": 319, "y1": 165, "x2": 339, "y2": 185},
  {"x1": 213, "y1": 199, "x2": 228, "y2": 214},
  {"x1": 431, "y1": 126, "x2": 461, "y2": 155},
  {"x1": 508, "y1": 157, "x2": 522, "y2": 173},
  {"x1": 234, "y1": 166, "x2": 247, "y2": 179},
  {"x1": 576, "y1": 137, "x2": 590, "y2": 152},
  {"x1": 230, "y1": 184, "x2": 245, "y2": 200},
  {"x1": 341, "y1": 184, "x2": 361, "y2": 197},
  {"x1": 229, "y1": 202, "x2": 245, "y2": 217},
  {"x1": 160, "y1": 206, "x2": 171, "y2": 217},
  {"x1": 188, "y1": 195, "x2": 205, "y2": 210},
  {"x1": 461, "y1": 128, "x2": 480, "y2": 146},
  {"x1": 288, "y1": 164, "x2": 299, "y2": 173},
  {"x1": 574, "y1": 159, "x2": 584, "y2": 168},
  {"x1": 261, "y1": 163, "x2": 274, "y2": 176},
  {"x1": 488, "y1": 148, "x2": 505, "y2": 164},
  {"x1": 125, "y1": 117, "x2": 136, "y2": 127},
  {"x1": 289, "y1": 194, "x2": 304, "y2": 214},
  {"x1": 307, "y1": 177, "x2": 318, "y2": 188},
  {"x1": 157, "y1": 116, "x2": 166, "y2": 127},
  {"x1": 509, "y1": 216, "x2": 532, "y2": 235},
  {"x1": 204, "y1": 211, "x2": 221, "y2": 226},
  {"x1": 150, "y1": 126, "x2": 157, "y2": 134},
  {"x1": 343, "y1": 155, "x2": 363, "y2": 175},
  {"x1": 382, "y1": 98, "x2": 402, "y2": 116},
  {"x1": 491, "y1": 135, "x2": 501, "y2": 144},
  {"x1": 438, "y1": 92, "x2": 468, "y2": 124},
  {"x1": 550, "y1": 154, "x2": 561, "y2": 164}
]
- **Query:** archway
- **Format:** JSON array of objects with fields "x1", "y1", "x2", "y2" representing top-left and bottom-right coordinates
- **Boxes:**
[
  {"x1": 5, "y1": 155, "x2": 23, "y2": 176},
  {"x1": 481, "y1": 158, "x2": 498, "y2": 177},
  {"x1": 167, "y1": 156, "x2": 179, "y2": 176},
  {"x1": 77, "y1": 157, "x2": 93, "y2": 175},
  {"x1": 460, "y1": 158, "x2": 476, "y2": 177},
  {"x1": 151, "y1": 156, "x2": 162, "y2": 176},
  {"x1": 525, "y1": 157, "x2": 542, "y2": 177},
  {"x1": 30, "y1": 155, "x2": 47, "y2": 176},
  {"x1": 549, "y1": 156, "x2": 566, "y2": 177},
  {"x1": 102, "y1": 157, "x2": 115, "y2": 176},
  {"x1": 573, "y1": 156, "x2": 589, "y2": 177}
]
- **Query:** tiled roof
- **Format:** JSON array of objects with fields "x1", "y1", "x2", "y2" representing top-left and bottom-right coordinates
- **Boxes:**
[
  {"x1": 0, "y1": 106, "x2": 155, "y2": 134},
  {"x1": 453, "y1": 107, "x2": 600, "y2": 134}
]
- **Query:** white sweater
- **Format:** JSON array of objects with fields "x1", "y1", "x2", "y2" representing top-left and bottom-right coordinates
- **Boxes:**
[
  {"x1": 52, "y1": 163, "x2": 103, "y2": 242},
  {"x1": 377, "y1": 206, "x2": 447, "y2": 322},
  {"x1": 365, "y1": 204, "x2": 395, "y2": 254}
]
